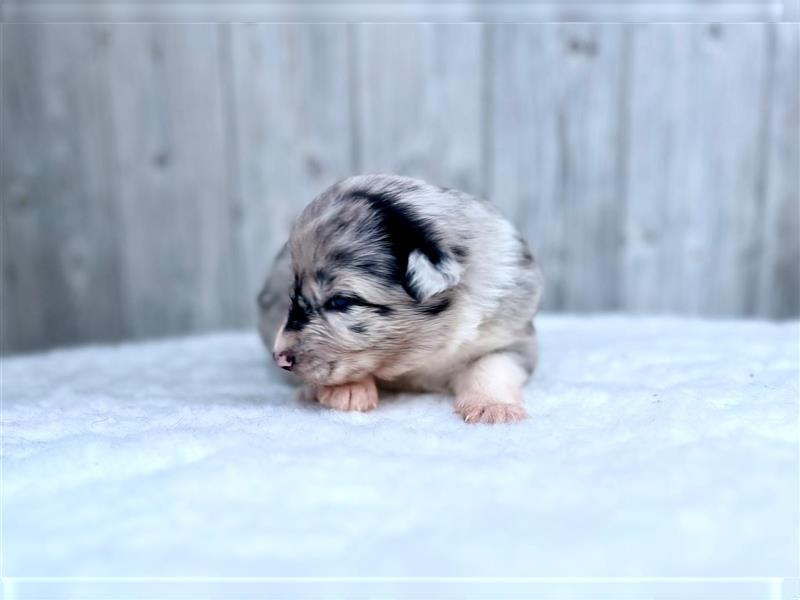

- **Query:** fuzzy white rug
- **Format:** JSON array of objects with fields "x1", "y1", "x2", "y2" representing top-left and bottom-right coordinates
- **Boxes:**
[{"x1": 3, "y1": 316, "x2": 798, "y2": 585}]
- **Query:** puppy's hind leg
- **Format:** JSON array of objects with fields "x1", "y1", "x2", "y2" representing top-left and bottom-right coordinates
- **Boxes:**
[{"x1": 452, "y1": 353, "x2": 530, "y2": 424}]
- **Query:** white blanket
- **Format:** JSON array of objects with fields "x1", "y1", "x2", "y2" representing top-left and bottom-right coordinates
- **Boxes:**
[{"x1": 3, "y1": 316, "x2": 797, "y2": 588}]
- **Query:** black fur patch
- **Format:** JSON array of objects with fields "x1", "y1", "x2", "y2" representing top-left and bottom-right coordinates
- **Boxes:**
[
  {"x1": 329, "y1": 248, "x2": 354, "y2": 263},
  {"x1": 285, "y1": 279, "x2": 311, "y2": 331},
  {"x1": 417, "y1": 296, "x2": 451, "y2": 316},
  {"x1": 349, "y1": 322, "x2": 367, "y2": 334},
  {"x1": 315, "y1": 269, "x2": 332, "y2": 286},
  {"x1": 452, "y1": 245, "x2": 468, "y2": 260},
  {"x1": 374, "y1": 304, "x2": 393, "y2": 316},
  {"x1": 346, "y1": 189, "x2": 445, "y2": 299}
]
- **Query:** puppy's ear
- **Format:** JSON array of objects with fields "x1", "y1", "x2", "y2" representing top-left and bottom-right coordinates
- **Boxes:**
[
  {"x1": 348, "y1": 187, "x2": 461, "y2": 301},
  {"x1": 405, "y1": 250, "x2": 462, "y2": 301}
]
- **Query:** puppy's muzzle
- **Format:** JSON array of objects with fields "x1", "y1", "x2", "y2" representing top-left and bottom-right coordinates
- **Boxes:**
[
  {"x1": 272, "y1": 327, "x2": 297, "y2": 371},
  {"x1": 273, "y1": 350, "x2": 295, "y2": 371}
]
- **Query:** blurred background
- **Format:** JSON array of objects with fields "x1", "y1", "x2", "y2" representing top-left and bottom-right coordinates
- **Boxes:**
[{"x1": 2, "y1": 4, "x2": 798, "y2": 354}]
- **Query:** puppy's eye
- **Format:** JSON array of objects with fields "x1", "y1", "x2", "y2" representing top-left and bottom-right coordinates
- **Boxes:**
[{"x1": 324, "y1": 294, "x2": 356, "y2": 312}]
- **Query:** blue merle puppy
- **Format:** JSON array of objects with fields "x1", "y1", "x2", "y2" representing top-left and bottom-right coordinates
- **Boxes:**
[{"x1": 258, "y1": 174, "x2": 543, "y2": 424}]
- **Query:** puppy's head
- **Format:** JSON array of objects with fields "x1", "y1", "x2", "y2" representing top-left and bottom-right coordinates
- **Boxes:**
[{"x1": 272, "y1": 176, "x2": 462, "y2": 386}]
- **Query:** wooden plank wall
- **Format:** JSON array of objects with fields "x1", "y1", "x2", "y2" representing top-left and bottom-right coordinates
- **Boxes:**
[
  {"x1": 0, "y1": 1, "x2": 786, "y2": 24},
  {"x1": 2, "y1": 24, "x2": 799, "y2": 353}
]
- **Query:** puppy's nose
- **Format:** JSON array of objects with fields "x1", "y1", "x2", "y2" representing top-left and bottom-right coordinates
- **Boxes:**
[{"x1": 273, "y1": 351, "x2": 295, "y2": 371}]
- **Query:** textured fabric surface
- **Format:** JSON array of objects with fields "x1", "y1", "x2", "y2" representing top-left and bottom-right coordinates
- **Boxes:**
[{"x1": 3, "y1": 316, "x2": 798, "y2": 578}]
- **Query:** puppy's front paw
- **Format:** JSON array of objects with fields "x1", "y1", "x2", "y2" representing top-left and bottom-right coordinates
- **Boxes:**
[
  {"x1": 455, "y1": 396, "x2": 527, "y2": 424},
  {"x1": 316, "y1": 377, "x2": 379, "y2": 412}
]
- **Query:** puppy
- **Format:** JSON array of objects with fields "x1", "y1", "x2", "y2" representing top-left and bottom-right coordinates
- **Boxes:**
[{"x1": 257, "y1": 174, "x2": 543, "y2": 424}]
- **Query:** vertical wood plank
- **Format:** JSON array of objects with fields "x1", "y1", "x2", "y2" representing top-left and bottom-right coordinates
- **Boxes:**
[
  {"x1": 2, "y1": 24, "x2": 125, "y2": 352},
  {"x1": 229, "y1": 24, "x2": 354, "y2": 326},
  {"x1": 623, "y1": 24, "x2": 770, "y2": 316},
  {"x1": 758, "y1": 24, "x2": 800, "y2": 318},
  {"x1": 489, "y1": 24, "x2": 627, "y2": 312},
  {"x1": 100, "y1": 24, "x2": 238, "y2": 338},
  {"x1": 355, "y1": 24, "x2": 485, "y2": 196}
]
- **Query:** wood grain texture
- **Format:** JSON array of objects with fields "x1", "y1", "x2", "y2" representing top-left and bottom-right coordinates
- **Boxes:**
[
  {"x1": 228, "y1": 24, "x2": 354, "y2": 327},
  {"x1": 0, "y1": 1, "x2": 783, "y2": 24},
  {"x1": 758, "y1": 24, "x2": 800, "y2": 318},
  {"x1": 98, "y1": 25, "x2": 238, "y2": 339},
  {"x1": 2, "y1": 25, "x2": 125, "y2": 352},
  {"x1": 489, "y1": 25, "x2": 627, "y2": 312},
  {"x1": 623, "y1": 24, "x2": 771, "y2": 316},
  {"x1": 354, "y1": 24, "x2": 485, "y2": 196}
]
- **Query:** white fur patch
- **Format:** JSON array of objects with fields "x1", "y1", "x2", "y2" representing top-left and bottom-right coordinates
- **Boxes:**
[{"x1": 406, "y1": 250, "x2": 462, "y2": 301}]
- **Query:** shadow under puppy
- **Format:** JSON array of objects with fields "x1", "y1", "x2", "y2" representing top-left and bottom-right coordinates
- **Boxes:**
[{"x1": 258, "y1": 174, "x2": 543, "y2": 424}]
